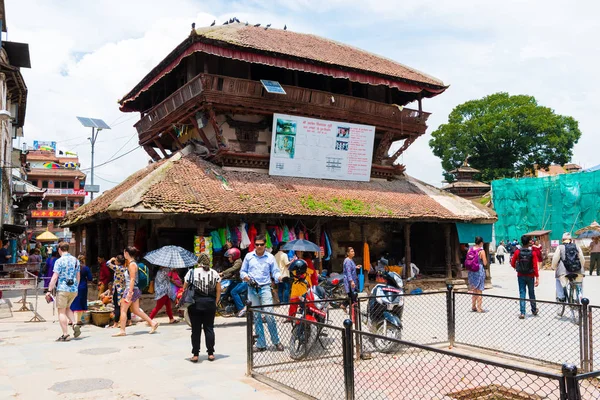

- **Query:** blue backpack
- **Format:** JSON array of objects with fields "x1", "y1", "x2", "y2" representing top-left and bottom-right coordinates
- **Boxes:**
[{"x1": 136, "y1": 262, "x2": 150, "y2": 291}]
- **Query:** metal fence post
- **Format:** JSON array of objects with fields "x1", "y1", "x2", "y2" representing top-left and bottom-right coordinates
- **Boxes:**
[
  {"x1": 581, "y1": 298, "x2": 590, "y2": 372},
  {"x1": 590, "y1": 305, "x2": 594, "y2": 371},
  {"x1": 246, "y1": 300, "x2": 253, "y2": 376},
  {"x1": 446, "y1": 284, "x2": 455, "y2": 348},
  {"x1": 343, "y1": 319, "x2": 355, "y2": 400},
  {"x1": 562, "y1": 363, "x2": 581, "y2": 400},
  {"x1": 354, "y1": 297, "x2": 363, "y2": 360}
]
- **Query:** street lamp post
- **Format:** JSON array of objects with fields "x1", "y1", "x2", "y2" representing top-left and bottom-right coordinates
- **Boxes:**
[{"x1": 76, "y1": 117, "x2": 111, "y2": 201}]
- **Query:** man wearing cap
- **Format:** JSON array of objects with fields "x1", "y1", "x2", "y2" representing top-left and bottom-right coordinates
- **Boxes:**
[{"x1": 552, "y1": 233, "x2": 586, "y2": 302}]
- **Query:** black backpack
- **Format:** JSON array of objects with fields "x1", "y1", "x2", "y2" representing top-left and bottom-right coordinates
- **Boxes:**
[
  {"x1": 562, "y1": 243, "x2": 581, "y2": 273},
  {"x1": 516, "y1": 248, "x2": 534, "y2": 275}
]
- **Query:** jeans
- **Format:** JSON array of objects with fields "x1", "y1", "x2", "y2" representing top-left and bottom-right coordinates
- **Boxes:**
[
  {"x1": 518, "y1": 276, "x2": 537, "y2": 315},
  {"x1": 278, "y1": 281, "x2": 291, "y2": 303},
  {"x1": 247, "y1": 284, "x2": 280, "y2": 349},
  {"x1": 231, "y1": 282, "x2": 248, "y2": 312},
  {"x1": 188, "y1": 305, "x2": 216, "y2": 356}
]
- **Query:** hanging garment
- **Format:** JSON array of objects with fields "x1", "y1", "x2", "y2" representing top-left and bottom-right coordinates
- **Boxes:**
[
  {"x1": 363, "y1": 242, "x2": 371, "y2": 272},
  {"x1": 248, "y1": 224, "x2": 258, "y2": 252},
  {"x1": 239, "y1": 223, "x2": 251, "y2": 250},
  {"x1": 276, "y1": 226, "x2": 283, "y2": 242},
  {"x1": 210, "y1": 231, "x2": 223, "y2": 252},
  {"x1": 218, "y1": 228, "x2": 227, "y2": 247},
  {"x1": 228, "y1": 226, "x2": 238, "y2": 247},
  {"x1": 324, "y1": 231, "x2": 332, "y2": 261},
  {"x1": 283, "y1": 226, "x2": 290, "y2": 242},
  {"x1": 235, "y1": 227, "x2": 242, "y2": 246},
  {"x1": 265, "y1": 230, "x2": 272, "y2": 249},
  {"x1": 203, "y1": 236, "x2": 213, "y2": 267}
]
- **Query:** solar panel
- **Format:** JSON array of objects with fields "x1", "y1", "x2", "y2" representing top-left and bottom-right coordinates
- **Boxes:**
[{"x1": 76, "y1": 116, "x2": 111, "y2": 129}]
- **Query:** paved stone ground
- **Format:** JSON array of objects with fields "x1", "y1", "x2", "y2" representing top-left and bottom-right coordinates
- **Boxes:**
[{"x1": 2, "y1": 262, "x2": 599, "y2": 399}]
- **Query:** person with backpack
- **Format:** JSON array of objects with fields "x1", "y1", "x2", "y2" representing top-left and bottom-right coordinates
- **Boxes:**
[
  {"x1": 112, "y1": 246, "x2": 159, "y2": 337},
  {"x1": 552, "y1": 233, "x2": 585, "y2": 302},
  {"x1": 465, "y1": 236, "x2": 487, "y2": 313},
  {"x1": 510, "y1": 236, "x2": 540, "y2": 319}
]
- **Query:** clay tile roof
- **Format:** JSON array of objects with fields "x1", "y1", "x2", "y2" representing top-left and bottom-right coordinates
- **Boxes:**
[
  {"x1": 194, "y1": 25, "x2": 444, "y2": 86},
  {"x1": 62, "y1": 151, "x2": 496, "y2": 226},
  {"x1": 119, "y1": 25, "x2": 447, "y2": 106}
]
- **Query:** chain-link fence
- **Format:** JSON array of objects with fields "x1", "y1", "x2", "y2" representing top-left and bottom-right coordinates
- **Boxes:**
[
  {"x1": 454, "y1": 291, "x2": 585, "y2": 368},
  {"x1": 247, "y1": 303, "x2": 600, "y2": 399},
  {"x1": 589, "y1": 306, "x2": 600, "y2": 371}
]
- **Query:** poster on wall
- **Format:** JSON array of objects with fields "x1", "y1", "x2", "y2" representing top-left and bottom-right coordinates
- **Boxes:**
[
  {"x1": 33, "y1": 141, "x2": 57, "y2": 152},
  {"x1": 268, "y1": 114, "x2": 375, "y2": 182}
]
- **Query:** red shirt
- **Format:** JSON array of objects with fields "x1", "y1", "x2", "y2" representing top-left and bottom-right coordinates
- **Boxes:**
[
  {"x1": 510, "y1": 248, "x2": 540, "y2": 278},
  {"x1": 98, "y1": 261, "x2": 113, "y2": 285}
]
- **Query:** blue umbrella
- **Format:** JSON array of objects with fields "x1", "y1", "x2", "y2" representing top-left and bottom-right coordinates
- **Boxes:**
[
  {"x1": 282, "y1": 239, "x2": 320, "y2": 253},
  {"x1": 144, "y1": 245, "x2": 198, "y2": 269},
  {"x1": 577, "y1": 231, "x2": 600, "y2": 238}
]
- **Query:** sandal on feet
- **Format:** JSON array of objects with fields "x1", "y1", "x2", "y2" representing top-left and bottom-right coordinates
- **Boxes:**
[
  {"x1": 189, "y1": 356, "x2": 199, "y2": 363},
  {"x1": 73, "y1": 325, "x2": 81, "y2": 338},
  {"x1": 471, "y1": 308, "x2": 478, "y2": 312},
  {"x1": 56, "y1": 334, "x2": 70, "y2": 342},
  {"x1": 112, "y1": 332, "x2": 127, "y2": 337},
  {"x1": 169, "y1": 319, "x2": 180, "y2": 324},
  {"x1": 208, "y1": 355, "x2": 215, "y2": 361},
  {"x1": 149, "y1": 322, "x2": 160, "y2": 334}
]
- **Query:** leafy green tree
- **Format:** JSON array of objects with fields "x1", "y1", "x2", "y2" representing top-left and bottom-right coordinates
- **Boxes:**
[{"x1": 429, "y1": 93, "x2": 582, "y2": 182}]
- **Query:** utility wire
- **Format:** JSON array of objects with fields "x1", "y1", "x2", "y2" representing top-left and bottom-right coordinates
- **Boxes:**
[
  {"x1": 79, "y1": 146, "x2": 141, "y2": 172},
  {"x1": 94, "y1": 174, "x2": 122, "y2": 184}
]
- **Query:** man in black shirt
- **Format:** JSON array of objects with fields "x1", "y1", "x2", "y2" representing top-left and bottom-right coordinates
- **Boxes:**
[{"x1": 0, "y1": 240, "x2": 12, "y2": 264}]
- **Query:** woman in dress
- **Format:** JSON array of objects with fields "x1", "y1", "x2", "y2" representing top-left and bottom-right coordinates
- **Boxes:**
[
  {"x1": 107, "y1": 255, "x2": 131, "y2": 328},
  {"x1": 183, "y1": 254, "x2": 221, "y2": 363},
  {"x1": 469, "y1": 236, "x2": 487, "y2": 313},
  {"x1": 112, "y1": 246, "x2": 158, "y2": 337},
  {"x1": 149, "y1": 267, "x2": 178, "y2": 324},
  {"x1": 342, "y1": 247, "x2": 361, "y2": 304},
  {"x1": 70, "y1": 255, "x2": 93, "y2": 324},
  {"x1": 43, "y1": 251, "x2": 59, "y2": 291}
]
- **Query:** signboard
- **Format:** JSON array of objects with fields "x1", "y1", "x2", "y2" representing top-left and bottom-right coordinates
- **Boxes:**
[
  {"x1": 33, "y1": 140, "x2": 57, "y2": 152},
  {"x1": 2, "y1": 263, "x2": 41, "y2": 273},
  {"x1": 31, "y1": 210, "x2": 66, "y2": 218},
  {"x1": 260, "y1": 80, "x2": 286, "y2": 94},
  {"x1": 0, "y1": 278, "x2": 37, "y2": 291},
  {"x1": 551, "y1": 240, "x2": 560, "y2": 248},
  {"x1": 85, "y1": 185, "x2": 100, "y2": 193},
  {"x1": 45, "y1": 189, "x2": 87, "y2": 196},
  {"x1": 268, "y1": 114, "x2": 376, "y2": 182}
]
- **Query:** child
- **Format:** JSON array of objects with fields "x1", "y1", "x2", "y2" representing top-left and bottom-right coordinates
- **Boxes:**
[{"x1": 107, "y1": 255, "x2": 131, "y2": 328}]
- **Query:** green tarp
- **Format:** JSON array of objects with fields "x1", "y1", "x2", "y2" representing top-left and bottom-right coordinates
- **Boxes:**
[
  {"x1": 492, "y1": 170, "x2": 600, "y2": 242},
  {"x1": 456, "y1": 223, "x2": 493, "y2": 243}
]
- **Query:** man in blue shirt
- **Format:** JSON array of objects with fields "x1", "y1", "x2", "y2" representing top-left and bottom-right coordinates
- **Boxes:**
[
  {"x1": 47, "y1": 242, "x2": 81, "y2": 341},
  {"x1": 241, "y1": 234, "x2": 285, "y2": 351},
  {"x1": 0, "y1": 240, "x2": 12, "y2": 265}
]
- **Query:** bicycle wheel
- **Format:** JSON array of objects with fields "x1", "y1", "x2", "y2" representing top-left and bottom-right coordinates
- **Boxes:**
[
  {"x1": 568, "y1": 283, "x2": 581, "y2": 325},
  {"x1": 556, "y1": 287, "x2": 567, "y2": 317}
]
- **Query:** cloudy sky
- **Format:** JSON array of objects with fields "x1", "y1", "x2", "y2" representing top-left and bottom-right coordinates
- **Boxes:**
[{"x1": 7, "y1": 0, "x2": 600, "y2": 195}]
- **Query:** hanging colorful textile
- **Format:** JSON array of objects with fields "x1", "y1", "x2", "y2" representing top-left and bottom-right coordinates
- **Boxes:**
[
  {"x1": 324, "y1": 231, "x2": 332, "y2": 261},
  {"x1": 265, "y1": 231, "x2": 273, "y2": 249},
  {"x1": 218, "y1": 228, "x2": 227, "y2": 247},
  {"x1": 239, "y1": 223, "x2": 250, "y2": 249},
  {"x1": 194, "y1": 236, "x2": 205, "y2": 256},
  {"x1": 203, "y1": 236, "x2": 213, "y2": 267},
  {"x1": 363, "y1": 242, "x2": 371, "y2": 272},
  {"x1": 210, "y1": 231, "x2": 223, "y2": 252},
  {"x1": 248, "y1": 224, "x2": 258, "y2": 251},
  {"x1": 283, "y1": 226, "x2": 290, "y2": 242}
]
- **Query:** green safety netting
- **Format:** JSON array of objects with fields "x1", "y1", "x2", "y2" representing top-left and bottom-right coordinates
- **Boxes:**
[{"x1": 492, "y1": 170, "x2": 600, "y2": 242}]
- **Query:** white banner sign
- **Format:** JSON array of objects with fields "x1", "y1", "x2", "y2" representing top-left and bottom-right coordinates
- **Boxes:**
[
  {"x1": 0, "y1": 278, "x2": 37, "y2": 291},
  {"x1": 2, "y1": 263, "x2": 41, "y2": 273},
  {"x1": 268, "y1": 114, "x2": 375, "y2": 182},
  {"x1": 45, "y1": 189, "x2": 87, "y2": 196}
]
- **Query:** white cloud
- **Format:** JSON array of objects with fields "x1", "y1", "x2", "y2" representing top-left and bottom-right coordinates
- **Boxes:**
[{"x1": 6, "y1": 0, "x2": 600, "y2": 196}]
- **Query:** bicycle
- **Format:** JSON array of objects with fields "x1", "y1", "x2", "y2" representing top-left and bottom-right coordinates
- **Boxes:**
[{"x1": 556, "y1": 273, "x2": 583, "y2": 325}]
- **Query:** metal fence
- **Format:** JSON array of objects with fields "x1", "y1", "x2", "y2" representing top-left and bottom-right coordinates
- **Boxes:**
[
  {"x1": 246, "y1": 302, "x2": 598, "y2": 399},
  {"x1": 454, "y1": 291, "x2": 586, "y2": 369},
  {"x1": 589, "y1": 306, "x2": 600, "y2": 371}
]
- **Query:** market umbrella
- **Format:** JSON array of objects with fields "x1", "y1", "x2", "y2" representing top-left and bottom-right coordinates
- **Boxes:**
[
  {"x1": 282, "y1": 239, "x2": 320, "y2": 253},
  {"x1": 143, "y1": 245, "x2": 198, "y2": 269},
  {"x1": 575, "y1": 221, "x2": 600, "y2": 238},
  {"x1": 36, "y1": 230, "x2": 59, "y2": 242},
  {"x1": 43, "y1": 162, "x2": 61, "y2": 169}
]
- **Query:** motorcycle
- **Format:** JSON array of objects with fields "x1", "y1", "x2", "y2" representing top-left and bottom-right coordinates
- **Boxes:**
[
  {"x1": 364, "y1": 271, "x2": 404, "y2": 353},
  {"x1": 289, "y1": 285, "x2": 330, "y2": 360},
  {"x1": 318, "y1": 273, "x2": 346, "y2": 309}
]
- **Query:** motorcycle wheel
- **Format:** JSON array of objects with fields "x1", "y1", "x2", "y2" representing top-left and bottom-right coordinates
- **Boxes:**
[
  {"x1": 372, "y1": 321, "x2": 402, "y2": 354},
  {"x1": 184, "y1": 308, "x2": 192, "y2": 327},
  {"x1": 289, "y1": 322, "x2": 317, "y2": 360}
]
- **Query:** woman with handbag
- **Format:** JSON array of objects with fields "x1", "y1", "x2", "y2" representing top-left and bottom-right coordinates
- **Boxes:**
[{"x1": 181, "y1": 254, "x2": 221, "y2": 363}]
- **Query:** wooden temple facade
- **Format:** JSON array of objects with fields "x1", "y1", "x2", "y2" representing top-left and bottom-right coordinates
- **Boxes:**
[{"x1": 62, "y1": 24, "x2": 496, "y2": 285}]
